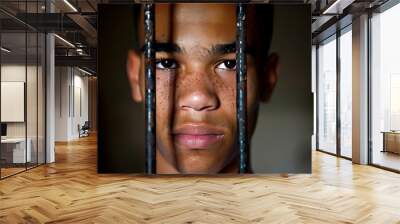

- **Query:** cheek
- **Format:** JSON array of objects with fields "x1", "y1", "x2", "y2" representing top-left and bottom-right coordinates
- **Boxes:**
[
  {"x1": 217, "y1": 69, "x2": 258, "y2": 118},
  {"x1": 214, "y1": 73, "x2": 236, "y2": 116},
  {"x1": 155, "y1": 72, "x2": 176, "y2": 159},
  {"x1": 155, "y1": 72, "x2": 175, "y2": 128}
]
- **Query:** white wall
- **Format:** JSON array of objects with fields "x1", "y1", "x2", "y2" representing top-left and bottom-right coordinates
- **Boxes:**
[
  {"x1": 72, "y1": 73, "x2": 89, "y2": 138},
  {"x1": 1, "y1": 63, "x2": 46, "y2": 164},
  {"x1": 1, "y1": 65, "x2": 40, "y2": 138},
  {"x1": 55, "y1": 66, "x2": 70, "y2": 141},
  {"x1": 55, "y1": 67, "x2": 89, "y2": 141},
  {"x1": 1, "y1": 65, "x2": 26, "y2": 133}
]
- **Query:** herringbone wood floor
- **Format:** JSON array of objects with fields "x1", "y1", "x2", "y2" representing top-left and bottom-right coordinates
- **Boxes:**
[{"x1": 1, "y1": 135, "x2": 400, "y2": 223}]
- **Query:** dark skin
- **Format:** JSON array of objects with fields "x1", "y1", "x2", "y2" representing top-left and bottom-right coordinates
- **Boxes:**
[{"x1": 127, "y1": 4, "x2": 279, "y2": 174}]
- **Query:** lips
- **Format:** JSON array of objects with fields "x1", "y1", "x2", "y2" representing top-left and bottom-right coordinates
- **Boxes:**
[{"x1": 173, "y1": 124, "x2": 224, "y2": 149}]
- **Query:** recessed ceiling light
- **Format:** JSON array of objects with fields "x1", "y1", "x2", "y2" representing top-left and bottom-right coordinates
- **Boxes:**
[
  {"x1": 1, "y1": 47, "x2": 11, "y2": 53},
  {"x1": 322, "y1": 0, "x2": 354, "y2": 15},
  {"x1": 63, "y1": 0, "x2": 78, "y2": 12},
  {"x1": 77, "y1": 67, "x2": 93, "y2": 76},
  {"x1": 54, "y1": 34, "x2": 75, "y2": 48}
]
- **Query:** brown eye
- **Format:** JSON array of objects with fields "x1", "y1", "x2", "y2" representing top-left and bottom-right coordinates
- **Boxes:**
[
  {"x1": 156, "y1": 59, "x2": 178, "y2": 70},
  {"x1": 216, "y1": 60, "x2": 236, "y2": 71}
]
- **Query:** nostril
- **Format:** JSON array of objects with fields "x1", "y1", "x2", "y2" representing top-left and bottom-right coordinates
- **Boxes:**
[
  {"x1": 180, "y1": 104, "x2": 216, "y2": 112},
  {"x1": 180, "y1": 105, "x2": 191, "y2": 111},
  {"x1": 178, "y1": 91, "x2": 219, "y2": 112}
]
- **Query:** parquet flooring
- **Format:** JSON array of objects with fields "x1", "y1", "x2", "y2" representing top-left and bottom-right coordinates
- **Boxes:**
[
  {"x1": 1, "y1": 135, "x2": 400, "y2": 223},
  {"x1": 1, "y1": 167, "x2": 26, "y2": 178}
]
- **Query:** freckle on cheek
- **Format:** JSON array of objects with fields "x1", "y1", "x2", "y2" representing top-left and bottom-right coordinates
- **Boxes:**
[{"x1": 231, "y1": 88, "x2": 235, "y2": 109}]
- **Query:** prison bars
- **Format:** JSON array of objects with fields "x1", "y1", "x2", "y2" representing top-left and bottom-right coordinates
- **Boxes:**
[
  {"x1": 143, "y1": 3, "x2": 248, "y2": 174},
  {"x1": 144, "y1": 3, "x2": 156, "y2": 174},
  {"x1": 236, "y1": 3, "x2": 248, "y2": 173}
]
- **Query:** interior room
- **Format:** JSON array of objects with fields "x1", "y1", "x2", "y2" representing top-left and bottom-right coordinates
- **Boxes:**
[
  {"x1": 0, "y1": 0, "x2": 400, "y2": 223},
  {"x1": 1, "y1": 28, "x2": 46, "y2": 178}
]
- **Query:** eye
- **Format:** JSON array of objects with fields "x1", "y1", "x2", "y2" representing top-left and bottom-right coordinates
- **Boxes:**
[
  {"x1": 216, "y1": 60, "x2": 236, "y2": 71},
  {"x1": 155, "y1": 58, "x2": 178, "y2": 70}
]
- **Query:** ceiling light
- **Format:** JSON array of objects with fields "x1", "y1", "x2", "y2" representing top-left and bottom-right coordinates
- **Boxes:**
[
  {"x1": 77, "y1": 67, "x2": 93, "y2": 76},
  {"x1": 322, "y1": 0, "x2": 354, "y2": 15},
  {"x1": 63, "y1": 0, "x2": 78, "y2": 12},
  {"x1": 54, "y1": 34, "x2": 75, "y2": 48},
  {"x1": 1, "y1": 47, "x2": 11, "y2": 53}
]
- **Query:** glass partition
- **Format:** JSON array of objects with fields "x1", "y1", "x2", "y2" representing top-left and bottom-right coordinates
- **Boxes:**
[
  {"x1": 0, "y1": 1, "x2": 46, "y2": 179},
  {"x1": 370, "y1": 3, "x2": 400, "y2": 171},
  {"x1": 317, "y1": 35, "x2": 337, "y2": 154},
  {"x1": 1, "y1": 31, "x2": 28, "y2": 177},
  {"x1": 339, "y1": 28, "x2": 352, "y2": 158}
]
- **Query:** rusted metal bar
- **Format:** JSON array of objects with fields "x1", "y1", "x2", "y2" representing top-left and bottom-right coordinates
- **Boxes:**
[
  {"x1": 236, "y1": 3, "x2": 248, "y2": 173},
  {"x1": 144, "y1": 3, "x2": 156, "y2": 174}
]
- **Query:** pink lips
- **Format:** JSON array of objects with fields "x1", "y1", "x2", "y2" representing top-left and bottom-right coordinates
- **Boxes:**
[{"x1": 173, "y1": 124, "x2": 224, "y2": 149}]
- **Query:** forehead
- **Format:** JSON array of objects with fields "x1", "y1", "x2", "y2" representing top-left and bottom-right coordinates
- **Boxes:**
[{"x1": 138, "y1": 4, "x2": 251, "y2": 47}]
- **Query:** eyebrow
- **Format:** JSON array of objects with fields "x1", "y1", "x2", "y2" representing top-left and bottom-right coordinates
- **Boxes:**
[
  {"x1": 140, "y1": 41, "x2": 255, "y2": 55},
  {"x1": 141, "y1": 42, "x2": 181, "y2": 53},
  {"x1": 212, "y1": 43, "x2": 236, "y2": 55}
]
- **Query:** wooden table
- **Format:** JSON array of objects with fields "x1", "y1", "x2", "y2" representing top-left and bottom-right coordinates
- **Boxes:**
[{"x1": 381, "y1": 131, "x2": 400, "y2": 154}]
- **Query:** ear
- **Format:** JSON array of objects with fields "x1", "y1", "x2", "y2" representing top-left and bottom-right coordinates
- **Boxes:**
[
  {"x1": 127, "y1": 50, "x2": 143, "y2": 102},
  {"x1": 259, "y1": 53, "x2": 279, "y2": 102}
]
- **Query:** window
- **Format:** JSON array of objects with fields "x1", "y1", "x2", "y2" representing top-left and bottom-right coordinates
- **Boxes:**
[
  {"x1": 340, "y1": 28, "x2": 352, "y2": 158},
  {"x1": 317, "y1": 36, "x2": 337, "y2": 154},
  {"x1": 370, "y1": 2, "x2": 400, "y2": 171},
  {"x1": 316, "y1": 25, "x2": 353, "y2": 159}
]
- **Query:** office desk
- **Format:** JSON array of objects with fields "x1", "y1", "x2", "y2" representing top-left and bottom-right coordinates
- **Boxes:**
[
  {"x1": 1, "y1": 138, "x2": 31, "y2": 164},
  {"x1": 382, "y1": 131, "x2": 400, "y2": 154}
]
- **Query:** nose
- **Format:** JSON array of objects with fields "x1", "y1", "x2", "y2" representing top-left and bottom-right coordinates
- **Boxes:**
[{"x1": 177, "y1": 73, "x2": 219, "y2": 112}]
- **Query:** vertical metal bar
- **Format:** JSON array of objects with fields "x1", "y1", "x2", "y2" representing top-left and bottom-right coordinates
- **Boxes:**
[
  {"x1": 44, "y1": 16, "x2": 47, "y2": 165},
  {"x1": 316, "y1": 44, "x2": 320, "y2": 150},
  {"x1": 367, "y1": 10, "x2": 373, "y2": 165},
  {"x1": 37, "y1": 0, "x2": 39, "y2": 167},
  {"x1": 336, "y1": 29, "x2": 341, "y2": 157},
  {"x1": 25, "y1": 0, "x2": 28, "y2": 171},
  {"x1": 144, "y1": 3, "x2": 156, "y2": 174},
  {"x1": 236, "y1": 3, "x2": 248, "y2": 173},
  {"x1": 0, "y1": 21, "x2": 2, "y2": 179}
]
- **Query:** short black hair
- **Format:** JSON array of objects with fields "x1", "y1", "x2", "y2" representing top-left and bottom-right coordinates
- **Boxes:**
[{"x1": 132, "y1": 4, "x2": 274, "y2": 72}]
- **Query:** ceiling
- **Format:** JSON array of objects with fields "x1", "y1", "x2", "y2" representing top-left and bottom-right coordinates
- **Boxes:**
[{"x1": 0, "y1": 0, "x2": 391, "y2": 74}]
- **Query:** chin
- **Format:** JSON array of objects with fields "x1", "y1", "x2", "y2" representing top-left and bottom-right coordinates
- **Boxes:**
[{"x1": 177, "y1": 159, "x2": 220, "y2": 174}]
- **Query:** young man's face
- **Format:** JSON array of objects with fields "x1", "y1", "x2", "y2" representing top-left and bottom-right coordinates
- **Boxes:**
[{"x1": 127, "y1": 4, "x2": 278, "y2": 174}]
